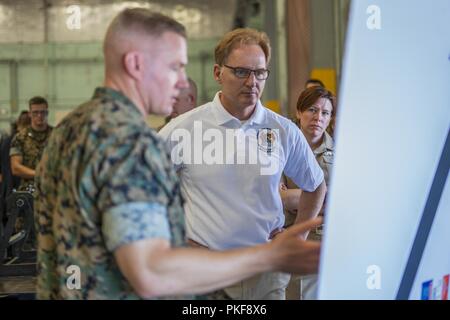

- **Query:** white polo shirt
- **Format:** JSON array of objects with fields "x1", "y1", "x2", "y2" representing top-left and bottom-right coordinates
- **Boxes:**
[{"x1": 159, "y1": 92, "x2": 324, "y2": 250}]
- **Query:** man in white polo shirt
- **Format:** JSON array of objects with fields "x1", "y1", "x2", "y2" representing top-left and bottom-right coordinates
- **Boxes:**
[{"x1": 159, "y1": 28, "x2": 326, "y2": 300}]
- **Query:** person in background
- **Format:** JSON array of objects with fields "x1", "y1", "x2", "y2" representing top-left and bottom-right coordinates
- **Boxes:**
[
  {"x1": 159, "y1": 28, "x2": 326, "y2": 300},
  {"x1": 158, "y1": 77, "x2": 198, "y2": 131},
  {"x1": 0, "y1": 111, "x2": 31, "y2": 217},
  {"x1": 16, "y1": 110, "x2": 31, "y2": 134},
  {"x1": 0, "y1": 123, "x2": 20, "y2": 214},
  {"x1": 10, "y1": 97, "x2": 52, "y2": 192},
  {"x1": 303, "y1": 79, "x2": 337, "y2": 136},
  {"x1": 0, "y1": 128, "x2": 6, "y2": 184},
  {"x1": 280, "y1": 86, "x2": 336, "y2": 300},
  {"x1": 170, "y1": 77, "x2": 197, "y2": 119}
]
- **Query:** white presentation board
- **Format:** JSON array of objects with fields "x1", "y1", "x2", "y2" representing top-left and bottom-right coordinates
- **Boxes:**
[
  {"x1": 318, "y1": 0, "x2": 450, "y2": 299},
  {"x1": 400, "y1": 137, "x2": 449, "y2": 300}
]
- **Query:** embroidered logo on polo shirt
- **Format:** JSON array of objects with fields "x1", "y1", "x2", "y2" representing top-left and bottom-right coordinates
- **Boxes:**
[{"x1": 257, "y1": 128, "x2": 277, "y2": 155}]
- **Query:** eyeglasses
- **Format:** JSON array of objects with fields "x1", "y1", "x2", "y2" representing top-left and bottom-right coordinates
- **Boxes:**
[
  {"x1": 223, "y1": 65, "x2": 270, "y2": 80},
  {"x1": 31, "y1": 110, "x2": 48, "y2": 116}
]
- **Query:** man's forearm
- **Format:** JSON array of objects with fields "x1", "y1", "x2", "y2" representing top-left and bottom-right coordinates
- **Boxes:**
[
  {"x1": 280, "y1": 188, "x2": 302, "y2": 212},
  {"x1": 116, "y1": 219, "x2": 322, "y2": 299},
  {"x1": 11, "y1": 163, "x2": 35, "y2": 179},
  {"x1": 294, "y1": 180, "x2": 327, "y2": 224},
  {"x1": 116, "y1": 239, "x2": 272, "y2": 298},
  {"x1": 151, "y1": 222, "x2": 322, "y2": 296},
  {"x1": 148, "y1": 244, "x2": 272, "y2": 296}
]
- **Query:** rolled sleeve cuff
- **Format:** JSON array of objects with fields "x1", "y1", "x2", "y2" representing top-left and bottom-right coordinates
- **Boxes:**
[
  {"x1": 103, "y1": 202, "x2": 171, "y2": 252},
  {"x1": 311, "y1": 169, "x2": 325, "y2": 191},
  {"x1": 9, "y1": 147, "x2": 22, "y2": 157},
  {"x1": 294, "y1": 168, "x2": 324, "y2": 193}
]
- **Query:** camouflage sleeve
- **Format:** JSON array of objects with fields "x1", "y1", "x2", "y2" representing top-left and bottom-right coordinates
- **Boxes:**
[
  {"x1": 81, "y1": 131, "x2": 174, "y2": 252},
  {"x1": 102, "y1": 202, "x2": 171, "y2": 251},
  {"x1": 34, "y1": 169, "x2": 59, "y2": 299},
  {"x1": 9, "y1": 133, "x2": 23, "y2": 157}
]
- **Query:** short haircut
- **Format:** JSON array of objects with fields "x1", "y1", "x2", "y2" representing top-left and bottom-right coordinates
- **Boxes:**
[
  {"x1": 296, "y1": 86, "x2": 336, "y2": 116},
  {"x1": 305, "y1": 78, "x2": 325, "y2": 88},
  {"x1": 104, "y1": 8, "x2": 186, "y2": 47},
  {"x1": 28, "y1": 96, "x2": 48, "y2": 109},
  {"x1": 214, "y1": 28, "x2": 271, "y2": 66}
]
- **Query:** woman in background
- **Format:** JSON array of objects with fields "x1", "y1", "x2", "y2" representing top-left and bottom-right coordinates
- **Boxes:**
[{"x1": 280, "y1": 86, "x2": 336, "y2": 299}]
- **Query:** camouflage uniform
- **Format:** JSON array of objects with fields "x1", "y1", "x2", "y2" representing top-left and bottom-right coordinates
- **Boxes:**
[
  {"x1": 9, "y1": 125, "x2": 53, "y2": 191},
  {"x1": 283, "y1": 130, "x2": 334, "y2": 238},
  {"x1": 283, "y1": 130, "x2": 334, "y2": 300},
  {"x1": 297, "y1": 132, "x2": 334, "y2": 300},
  {"x1": 34, "y1": 87, "x2": 187, "y2": 299}
]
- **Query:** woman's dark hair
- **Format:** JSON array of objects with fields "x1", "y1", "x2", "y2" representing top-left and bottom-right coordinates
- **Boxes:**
[
  {"x1": 296, "y1": 86, "x2": 336, "y2": 116},
  {"x1": 305, "y1": 78, "x2": 325, "y2": 88}
]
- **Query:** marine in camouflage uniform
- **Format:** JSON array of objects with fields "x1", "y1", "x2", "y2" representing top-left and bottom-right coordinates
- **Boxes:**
[
  {"x1": 34, "y1": 88, "x2": 187, "y2": 299},
  {"x1": 9, "y1": 125, "x2": 53, "y2": 192}
]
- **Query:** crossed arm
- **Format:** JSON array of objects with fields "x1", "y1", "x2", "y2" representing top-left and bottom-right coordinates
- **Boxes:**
[
  {"x1": 10, "y1": 155, "x2": 36, "y2": 179},
  {"x1": 294, "y1": 180, "x2": 327, "y2": 225}
]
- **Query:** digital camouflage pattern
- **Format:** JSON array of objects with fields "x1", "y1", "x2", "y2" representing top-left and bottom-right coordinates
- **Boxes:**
[
  {"x1": 34, "y1": 87, "x2": 187, "y2": 299},
  {"x1": 10, "y1": 126, "x2": 53, "y2": 191}
]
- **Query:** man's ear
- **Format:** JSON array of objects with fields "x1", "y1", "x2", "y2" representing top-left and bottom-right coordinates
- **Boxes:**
[
  {"x1": 213, "y1": 64, "x2": 222, "y2": 84},
  {"x1": 123, "y1": 51, "x2": 143, "y2": 81}
]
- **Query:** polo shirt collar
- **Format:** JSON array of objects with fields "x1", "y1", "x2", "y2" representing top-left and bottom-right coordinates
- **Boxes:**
[{"x1": 211, "y1": 92, "x2": 266, "y2": 126}]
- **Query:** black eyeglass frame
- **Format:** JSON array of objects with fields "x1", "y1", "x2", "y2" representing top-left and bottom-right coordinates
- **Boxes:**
[
  {"x1": 223, "y1": 65, "x2": 270, "y2": 80},
  {"x1": 30, "y1": 110, "x2": 49, "y2": 116}
]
